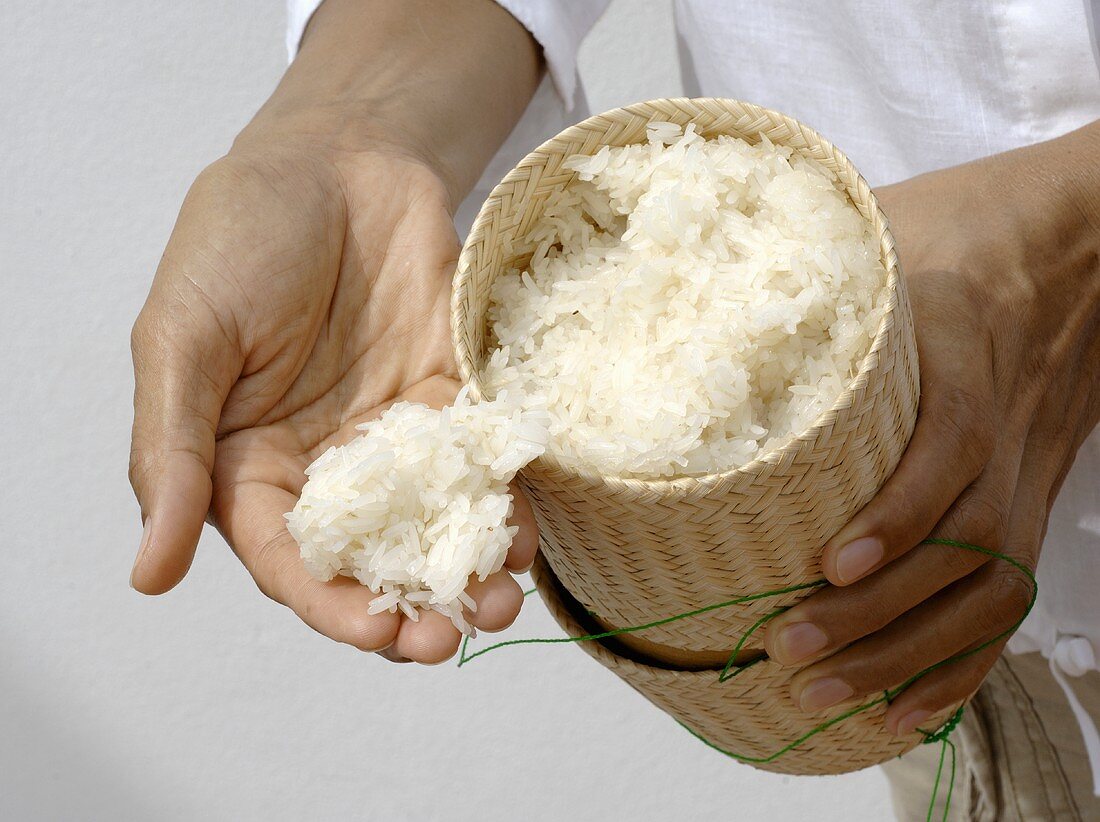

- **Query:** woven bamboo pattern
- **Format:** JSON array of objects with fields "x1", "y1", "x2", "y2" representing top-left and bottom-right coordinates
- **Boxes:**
[
  {"x1": 530, "y1": 553, "x2": 955, "y2": 775},
  {"x1": 451, "y1": 98, "x2": 921, "y2": 774}
]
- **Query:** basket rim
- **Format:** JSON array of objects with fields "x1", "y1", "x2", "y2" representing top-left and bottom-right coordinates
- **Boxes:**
[{"x1": 452, "y1": 96, "x2": 904, "y2": 499}]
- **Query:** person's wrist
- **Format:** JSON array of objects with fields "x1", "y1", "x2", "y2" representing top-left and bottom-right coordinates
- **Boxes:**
[
  {"x1": 233, "y1": 0, "x2": 538, "y2": 210},
  {"x1": 1024, "y1": 122, "x2": 1100, "y2": 326},
  {"x1": 231, "y1": 101, "x2": 463, "y2": 208},
  {"x1": 1011, "y1": 120, "x2": 1100, "y2": 233},
  {"x1": 1050, "y1": 120, "x2": 1100, "y2": 219}
]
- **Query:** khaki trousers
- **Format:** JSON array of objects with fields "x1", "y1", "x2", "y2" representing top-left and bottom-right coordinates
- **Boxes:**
[{"x1": 882, "y1": 652, "x2": 1100, "y2": 821}]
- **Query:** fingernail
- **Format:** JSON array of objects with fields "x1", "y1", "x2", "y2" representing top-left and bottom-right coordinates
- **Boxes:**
[
  {"x1": 896, "y1": 709, "x2": 933, "y2": 736},
  {"x1": 836, "y1": 537, "x2": 884, "y2": 583},
  {"x1": 775, "y1": 622, "x2": 829, "y2": 664},
  {"x1": 130, "y1": 517, "x2": 153, "y2": 589},
  {"x1": 799, "y1": 677, "x2": 854, "y2": 712}
]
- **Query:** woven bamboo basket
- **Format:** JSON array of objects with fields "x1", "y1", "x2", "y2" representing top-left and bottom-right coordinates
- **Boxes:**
[{"x1": 452, "y1": 98, "x2": 925, "y2": 774}]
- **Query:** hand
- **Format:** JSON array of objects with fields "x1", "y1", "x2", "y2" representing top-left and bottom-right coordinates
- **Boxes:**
[
  {"x1": 128, "y1": 139, "x2": 537, "y2": 664},
  {"x1": 762, "y1": 123, "x2": 1100, "y2": 734},
  {"x1": 128, "y1": 0, "x2": 541, "y2": 663}
]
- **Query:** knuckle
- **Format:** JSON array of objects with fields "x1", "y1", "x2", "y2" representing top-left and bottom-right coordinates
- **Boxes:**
[
  {"x1": 973, "y1": 567, "x2": 1032, "y2": 636},
  {"x1": 190, "y1": 156, "x2": 246, "y2": 196},
  {"x1": 127, "y1": 447, "x2": 151, "y2": 496},
  {"x1": 940, "y1": 492, "x2": 1009, "y2": 548},
  {"x1": 971, "y1": 598, "x2": 1004, "y2": 638},
  {"x1": 932, "y1": 537, "x2": 988, "y2": 579},
  {"x1": 129, "y1": 312, "x2": 152, "y2": 357},
  {"x1": 991, "y1": 567, "x2": 1033, "y2": 626},
  {"x1": 131, "y1": 302, "x2": 187, "y2": 369}
]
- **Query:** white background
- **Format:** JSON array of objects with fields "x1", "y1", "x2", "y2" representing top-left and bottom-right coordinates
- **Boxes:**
[{"x1": 0, "y1": 1, "x2": 892, "y2": 819}]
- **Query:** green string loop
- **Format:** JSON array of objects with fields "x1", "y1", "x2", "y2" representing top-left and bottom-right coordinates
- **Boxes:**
[
  {"x1": 458, "y1": 538, "x2": 1037, "y2": 820},
  {"x1": 920, "y1": 704, "x2": 965, "y2": 746}
]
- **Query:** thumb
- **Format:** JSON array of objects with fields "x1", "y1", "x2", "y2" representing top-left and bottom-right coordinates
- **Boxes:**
[{"x1": 128, "y1": 291, "x2": 241, "y2": 594}]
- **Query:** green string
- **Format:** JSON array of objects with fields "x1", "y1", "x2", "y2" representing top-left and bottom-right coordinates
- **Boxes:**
[
  {"x1": 458, "y1": 538, "x2": 1036, "y2": 819},
  {"x1": 458, "y1": 577, "x2": 826, "y2": 666},
  {"x1": 917, "y1": 704, "x2": 963, "y2": 822}
]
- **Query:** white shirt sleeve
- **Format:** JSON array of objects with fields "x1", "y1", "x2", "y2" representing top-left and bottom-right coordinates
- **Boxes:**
[
  {"x1": 285, "y1": 0, "x2": 323, "y2": 62},
  {"x1": 492, "y1": 0, "x2": 609, "y2": 108},
  {"x1": 284, "y1": 0, "x2": 607, "y2": 109}
]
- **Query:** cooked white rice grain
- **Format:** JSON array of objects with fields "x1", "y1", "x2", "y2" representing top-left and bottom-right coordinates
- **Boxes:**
[
  {"x1": 285, "y1": 387, "x2": 549, "y2": 634},
  {"x1": 483, "y1": 122, "x2": 888, "y2": 478}
]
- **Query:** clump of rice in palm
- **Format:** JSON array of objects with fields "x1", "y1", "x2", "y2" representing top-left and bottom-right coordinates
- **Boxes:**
[{"x1": 286, "y1": 388, "x2": 548, "y2": 634}]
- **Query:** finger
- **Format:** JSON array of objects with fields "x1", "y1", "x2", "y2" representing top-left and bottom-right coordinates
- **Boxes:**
[
  {"x1": 392, "y1": 609, "x2": 462, "y2": 665},
  {"x1": 128, "y1": 290, "x2": 242, "y2": 594},
  {"x1": 884, "y1": 641, "x2": 1004, "y2": 736},
  {"x1": 789, "y1": 560, "x2": 1032, "y2": 713},
  {"x1": 881, "y1": 424, "x2": 1054, "y2": 734},
  {"x1": 464, "y1": 572, "x2": 524, "y2": 633},
  {"x1": 764, "y1": 540, "x2": 986, "y2": 667},
  {"x1": 504, "y1": 481, "x2": 539, "y2": 573},
  {"x1": 767, "y1": 440, "x2": 1023, "y2": 667},
  {"x1": 821, "y1": 325, "x2": 997, "y2": 586},
  {"x1": 212, "y1": 480, "x2": 401, "y2": 652}
]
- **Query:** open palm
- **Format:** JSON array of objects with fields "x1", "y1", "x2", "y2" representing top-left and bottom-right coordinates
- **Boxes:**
[{"x1": 130, "y1": 146, "x2": 534, "y2": 663}]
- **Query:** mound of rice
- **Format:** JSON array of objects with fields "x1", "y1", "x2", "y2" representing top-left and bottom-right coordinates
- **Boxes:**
[
  {"x1": 285, "y1": 388, "x2": 549, "y2": 634},
  {"x1": 483, "y1": 122, "x2": 888, "y2": 478}
]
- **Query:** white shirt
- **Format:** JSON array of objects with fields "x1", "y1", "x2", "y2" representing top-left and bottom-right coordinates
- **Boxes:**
[{"x1": 287, "y1": 0, "x2": 1100, "y2": 790}]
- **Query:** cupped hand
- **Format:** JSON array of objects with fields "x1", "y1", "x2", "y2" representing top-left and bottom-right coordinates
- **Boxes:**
[
  {"x1": 763, "y1": 127, "x2": 1100, "y2": 734},
  {"x1": 129, "y1": 140, "x2": 536, "y2": 663}
]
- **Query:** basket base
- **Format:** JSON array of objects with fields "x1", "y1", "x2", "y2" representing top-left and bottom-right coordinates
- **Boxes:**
[{"x1": 531, "y1": 552, "x2": 957, "y2": 776}]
